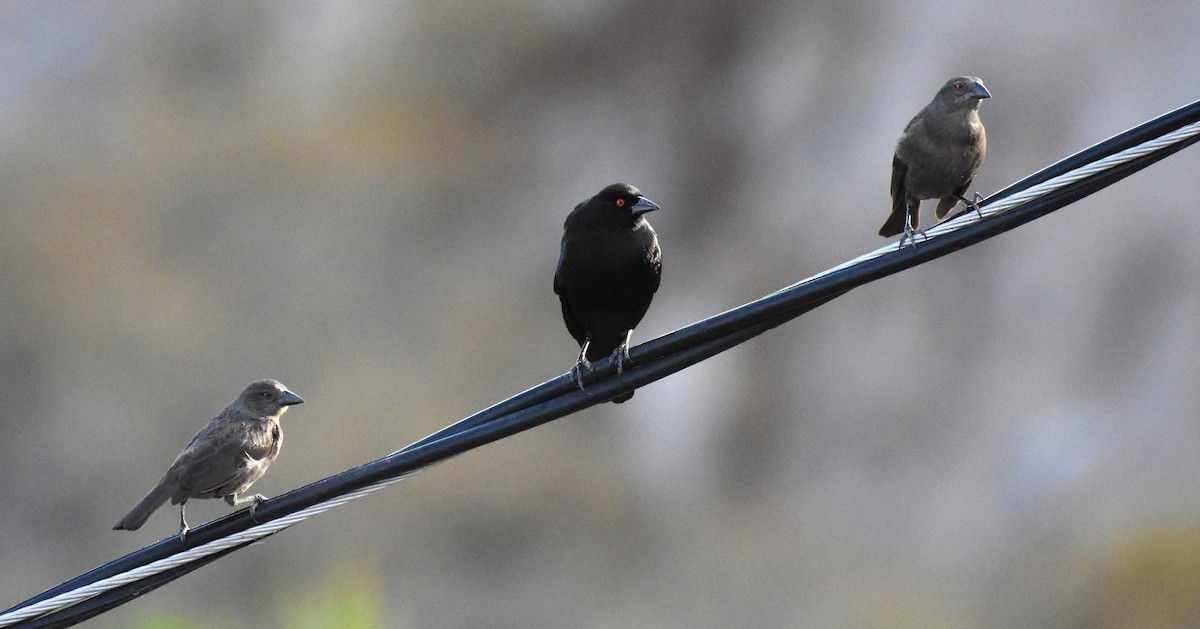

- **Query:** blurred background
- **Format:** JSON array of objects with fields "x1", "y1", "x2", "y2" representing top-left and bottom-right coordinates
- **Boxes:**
[{"x1": 1, "y1": 1, "x2": 1199, "y2": 627}]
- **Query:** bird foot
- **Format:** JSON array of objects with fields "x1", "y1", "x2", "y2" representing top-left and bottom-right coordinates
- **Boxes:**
[
  {"x1": 898, "y1": 226, "x2": 927, "y2": 249},
  {"x1": 226, "y1": 492, "x2": 268, "y2": 524},
  {"x1": 956, "y1": 192, "x2": 985, "y2": 220},
  {"x1": 247, "y1": 495, "x2": 267, "y2": 523},
  {"x1": 898, "y1": 203, "x2": 926, "y2": 249},
  {"x1": 612, "y1": 331, "x2": 634, "y2": 375},
  {"x1": 570, "y1": 357, "x2": 593, "y2": 393},
  {"x1": 610, "y1": 344, "x2": 632, "y2": 376},
  {"x1": 226, "y1": 492, "x2": 266, "y2": 507}
]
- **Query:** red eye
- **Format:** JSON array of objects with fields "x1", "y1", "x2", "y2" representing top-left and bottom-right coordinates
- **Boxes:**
[
  {"x1": 955, "y1": 82, "x2": 966, "y2": 91},
  {"x1": 615, "y1": 198, "x2": 626, "y2": 207}
]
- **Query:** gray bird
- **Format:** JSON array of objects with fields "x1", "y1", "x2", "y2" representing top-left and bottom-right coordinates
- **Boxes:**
[
  {"x1": 113, "y1": 379, "x2": 303, "y2": 538},
  {"x1": 879, "y1": 76, "x2": 990, "y2": 246}
]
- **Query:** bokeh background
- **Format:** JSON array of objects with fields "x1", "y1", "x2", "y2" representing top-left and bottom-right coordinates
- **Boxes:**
[{"x1": 1, "y1": 1, "x2": 1199, "y2": 627}]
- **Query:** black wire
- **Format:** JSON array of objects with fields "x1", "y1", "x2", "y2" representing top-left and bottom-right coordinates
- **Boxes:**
[
  {"x1": 971, "y1": 99, "x2": 1200, "y2": 215},
  {"x1": 20, "y1": 539, "x2": 266, "y2": 629},
  {"x1": 6, "y1": 99, "x2": 1200, "y2": 628}
]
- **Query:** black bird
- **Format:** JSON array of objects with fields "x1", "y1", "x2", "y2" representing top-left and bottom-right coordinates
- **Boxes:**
[
  {"x1": 114, "y1": 379, "x2": 304, "y2": 538},
  {"x1": 879, "y1": 76, "x2": 991, "y2": 246},
  {"x1": 554, "y1": 183, "x2": 662, "y2": 403}
]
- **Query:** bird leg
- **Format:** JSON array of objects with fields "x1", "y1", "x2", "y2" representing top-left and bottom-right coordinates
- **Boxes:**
[
  {"x1": 611, "y1": 330, "x2": 634, "y2": 375},
  {"x1": 226, "y1": 492, "x2": 268, "y2": 524},
  {"x1": 902, "y1": 213, "x2": 926, "y2": 250},
  {"x1": 570, "y1": 336, "x2": 593, "y2": 393},
  {"x1": 178, "y1": 503, "x2": 189, "y2": 541},
  {"x1": 898, "y1": 203, "x2": 926, "y2": 249}
]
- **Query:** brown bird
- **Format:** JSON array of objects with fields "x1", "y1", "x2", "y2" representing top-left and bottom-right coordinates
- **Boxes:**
[
  {"x1": 879, "y1": 76, "x2": 990, "y2": 245},
  {"x1": 113, "y1": 379, "x2": 303, "y2": 538}
]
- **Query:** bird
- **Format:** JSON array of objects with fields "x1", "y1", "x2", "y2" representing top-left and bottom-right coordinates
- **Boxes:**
[
  {"x1": 879, "y1": 76, "x2": 990, "y2": 246},
  {"x1": 554, "y1": 183, "x2": 662, "y2": 403},
  {"x1": 113, "y1": 379, "x2": 304, "y2": 539}
]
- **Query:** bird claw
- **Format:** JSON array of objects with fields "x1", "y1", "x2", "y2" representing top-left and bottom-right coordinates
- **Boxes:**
[
  {"x1": 570, "y1": 338, "x2": 594, "y2": 393},
  {"x1": 570, "y1": 357, "x2": 592, "y2": 393},
  {"x1": 248, "y1": 495, "x2": 267, "y2": 523},
  {"x1": 898, "y1": 202, "x2": 926, "y2": 249},
  {"x1": 898, "y1": 226, "x2": 927, "y2": 249},
  {"x1": 959, "y1": 192, "x2": 985, "y2": 219},
  {"x1": 612, "y1": 331, "x2": 634, "y2": 376},
  {"x1": 610, "y1": 345, "x2": 631, "y2": 376}
]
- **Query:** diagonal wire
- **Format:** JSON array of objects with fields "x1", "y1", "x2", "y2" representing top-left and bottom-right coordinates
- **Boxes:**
[
  {"x1": 795, "y1": 116, "x2": 1200, "y2": 285},
  {"x1": 0, "y1": 477, "x2": 408, "y2": 627},
  {"x1": 3, "y1": 99, "x2": 1199, "y2": 628}
]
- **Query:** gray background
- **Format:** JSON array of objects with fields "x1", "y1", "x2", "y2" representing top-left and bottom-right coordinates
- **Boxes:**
[{"x1": 1, "y1": 1, "x2": 1199, "y2": 627}]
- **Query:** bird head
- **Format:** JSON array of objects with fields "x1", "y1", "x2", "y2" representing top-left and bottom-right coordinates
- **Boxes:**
[
  {"x1": 240, "y1": 379, "x2": 304, "y2": 418},
  {"x1": 939, "y1": 76, "x2": 991, "y2": 110},
  {"x1": 593, "y1": 183, "x2": 661, "y2": 219}
]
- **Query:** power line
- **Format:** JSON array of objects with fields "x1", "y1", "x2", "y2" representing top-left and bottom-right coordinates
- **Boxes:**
[{"x1": 4, "y1": 99, "x2": 1199, "y2": 628}]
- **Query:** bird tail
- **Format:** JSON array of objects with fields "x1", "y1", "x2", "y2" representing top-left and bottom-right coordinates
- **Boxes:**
[
  {"x1": 878, "y1": 208, "x2": 908, "y2": 238},
  {"x1": 934, "y1": 196, "x2": 959, "y2": 220},
  {"x1": 113, "y1": 483, "x2": 173, "y2": 531},
  {"x1": 879, "y1": 193, "x2": 920, "y2": 237}
]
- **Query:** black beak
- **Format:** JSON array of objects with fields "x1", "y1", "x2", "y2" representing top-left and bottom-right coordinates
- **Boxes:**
[
  {"x1": 971, "y1": 82, "x2": 991, "y2": 99},
  {"x1": 279, "y1": 390, "x2": 304, "y2": 406},
  {"x1": 630, "y1": 196, "x2": 661, "y2": 216}
]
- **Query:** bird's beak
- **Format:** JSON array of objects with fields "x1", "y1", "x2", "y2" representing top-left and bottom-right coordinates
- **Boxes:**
[
  {"x1": 971, "y1": 82, "x2": 991, "y2": 99},
  {"x1": 279, "y1": 391, "x2": 305, "y2": 406},
  {"x1": 631, "y1": 196, "x2": 661, "y2": 216}
]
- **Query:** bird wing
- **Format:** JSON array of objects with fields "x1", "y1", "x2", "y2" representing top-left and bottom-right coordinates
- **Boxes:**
[
  {"x1": 170, "y1": 418, "x2": 274, "y2": 496},
  {"x1": 242, "y1": 420, "x2": 280, "y2": 461},
  {"x1": 646, "y1": 235, "x2": 663, "y2": 295},
  {"x1": 553, "y1": 246, "x2": 566, "y2": 295},
  {"x1": 554, "y1": 241, "x2": 591, "y2": 346},
  {"x1": 890, "y1": 154, "x2": 908, "y2": 210},
  {"x1": 878, "y1": 154, "x2": 914, "y2": 237}
]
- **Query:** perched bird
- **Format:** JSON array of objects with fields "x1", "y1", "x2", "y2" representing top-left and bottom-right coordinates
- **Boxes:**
[
  {"x1": 114, "y1": 379, "x2": 303, "y2": 538},
  {"x1": 879, "y1": 76, "x2": 991, "y2": 245},
  {"x1": 554, "y1": 183, "x2": 662, "y2": 403}
]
